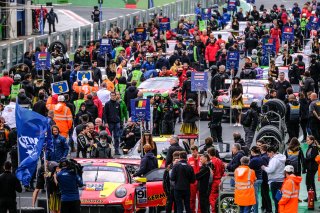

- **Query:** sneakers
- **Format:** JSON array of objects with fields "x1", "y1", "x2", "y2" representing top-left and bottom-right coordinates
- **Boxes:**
[
  {"x1": 237, "y1": 123, "x2": 242, "y2": 127},
  {"x1": 233, "y1": 123, "x2": 242, "y2": 127}
]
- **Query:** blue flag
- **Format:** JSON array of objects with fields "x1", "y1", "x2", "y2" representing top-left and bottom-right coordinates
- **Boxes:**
[
  {"x1": 15, "y1": 104, "x2": 49, "y2": 186},
  {"x1": 40, "y1": 6, "x2": 44, "y2": 35}
]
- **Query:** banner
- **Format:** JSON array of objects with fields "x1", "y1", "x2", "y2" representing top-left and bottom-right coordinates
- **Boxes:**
[
  {"x1": 77, "y1": 71, "x2": 92, "y2": 81},
  {"x1": 159, "y1": 18, "x2": 171, "y2": 31},
  {"x1": 261, "y1": 38, "x2": 276, "y2": 66},
  {"x1": 199, "y1": 20, "x2": 207, "y2": 31},
  {"x1": 51, "y1": 81, "x2": 69, "y2": 95},
  {"x1": 15, "y1": 104, "x2": 49, "y2": 186},
  {"x1": 100, "y1": 38, "x2": 112, "y2": 55},
  {"x1": 134, "y1": 28, "x2": 147, "y2": 41},
  {"x1": 227, "y1": 0, "x2": 237, "y2": 11},
  {"x1": 307, "y1": 16, "x2": 320, "y2": 30},
  {"x1": 191, "y1": 72, "x2": 208, "y2": 91},
  {"x1": 282, "y1": 26, "x2": 294, "y2": 41},
  {"x1": 35, "y1": 52, "x2": 51, "y2": 71},
  {"x1": 201, "y1": 8, "x2": 212, "y2": 20},
  {"x1": 131, "y1": 99, "x2": 151, "y2": 122},
  {"x1": 226, "y1": 51, "x2": 240, "y2": 71}
]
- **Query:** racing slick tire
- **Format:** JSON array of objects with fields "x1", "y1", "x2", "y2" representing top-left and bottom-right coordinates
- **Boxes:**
[
  {"x1": 48, "y1": 41, "x2": 67, "y2": 54},
  {"x1": 215, "y1": 194, "x2": 239, "y2": 213},
  {"x1": 256, "y1": 125, "x2": 283, "y2": 152},
  {"x1": 200, "y1": 91, "x2": 207, "y2": 107},
  {"x1": 262, "y1": 99, "x2": 286, "y2": 118},
  {"x1": 18, "y1": 207, "x2": 45, "y2": 213}
]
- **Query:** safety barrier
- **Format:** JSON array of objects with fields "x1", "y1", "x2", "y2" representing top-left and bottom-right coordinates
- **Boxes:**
[{"x1": 0, "y1": 0, "x2": 224, "y2": 71}]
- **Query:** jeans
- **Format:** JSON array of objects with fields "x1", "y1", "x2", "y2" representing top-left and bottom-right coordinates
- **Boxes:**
[
  {"x1": 243, "y1": 126, "x2": 255, "y2": 149},
  {"x1": 239, "y1": 205, "x2": 252, "y2": 213},
  {"x1": 270, "y1": 181, "x2": 283, "y2": 213},
  {"x1": 174, "y1": 189, "x2": 191, "y2": 213},
  {"x1": 108, "y1": 122, "x2": 120, "y2": 154},
  {"x1": 253, "y1": 179, "x2": 262, "y2": 213}
]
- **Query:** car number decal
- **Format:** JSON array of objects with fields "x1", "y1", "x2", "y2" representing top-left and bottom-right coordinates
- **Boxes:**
[{"x1": 136, "y1": 186, "x2": 147, "y2": 204}]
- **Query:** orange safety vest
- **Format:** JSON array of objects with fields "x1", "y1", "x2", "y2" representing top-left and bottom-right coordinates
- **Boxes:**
[
  {"x1": 234, "y1": 165, "x2": 256, "y2": 206},
  {"x1": 278, "y1": 174, "x2": 301, "y2": 213},
  {"x1": 103, "y1": 79, "x2": 115, "y2": 92},
  {"x1": 53, "y1": 103, "x2": 73, "y2": 138},
  {"x1": 72, "y1": 82, "x2": 98, "y2": 98},
  {"x1": 315, "y1": 155, "x2": 320, "y2": 181}
]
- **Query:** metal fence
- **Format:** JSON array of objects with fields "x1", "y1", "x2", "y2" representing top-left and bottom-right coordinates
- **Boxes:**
[{"x1": 0, "y1": 0, "x2": 224, "y2": 71}]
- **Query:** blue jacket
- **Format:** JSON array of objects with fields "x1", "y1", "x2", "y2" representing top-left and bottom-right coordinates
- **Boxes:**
[
  {"x1": 50, "y1": 135, "x2": 69, "y2": 162},
  {"x1": 141, "y1": 61, "x2": 155, "y2": 71},
  {"x1": 227, "y1": 150, "x2": 245, "y2": 172},
  {"x1": 57, "y1": 168, "x2": 83, "y2": 201},
  {"x1": 249, "y1": 155, "x2": 263, "y2": 180},
  {"x1": 134, "y1": 151, "x2": 158, "y2": 177},
  {"x1": 69, "y1": 70, "x2": 77, "y2": 86}
]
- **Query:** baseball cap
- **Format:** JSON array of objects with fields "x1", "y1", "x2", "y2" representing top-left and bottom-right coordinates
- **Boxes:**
[{"x1": 284, "y1": 165, "x2": 294, "y2": 173}]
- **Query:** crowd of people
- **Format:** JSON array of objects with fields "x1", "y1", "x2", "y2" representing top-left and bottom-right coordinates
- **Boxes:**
[{"x1": 0, "y1": 0, "x2": 319, "y2": 213}]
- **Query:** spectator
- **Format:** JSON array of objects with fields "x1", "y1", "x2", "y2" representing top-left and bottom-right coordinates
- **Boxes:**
[
  {"x1": 227, "y1": 143, "x2": 245, "y2": 172},
  {"x1": 275, "y1": 72, "x2": 291, "y2": 101},
  {"x1": 121, "y1": 118, "x2": 140, "y2": 150},
  {"x1": 285, "y1": 94, "x2": 300, "y2": 143},
  {"x1": 242, "y1": 102, "x2": 259, "y2": 149},
  {"x1": 261, "y1": 146, "x2": 286, "y2": 213},
  {"x1": 0, "y1": 71, "x2": 14, "y2": 104},
  {"x1": 249, "y1": 146, "x2": 263, "y2": 213},
  {"x1": 133, "y1": 144, "x2": 158, "y2": 177},
  {"x1": 260, "y1": 144, "x2": 273, "y2": 213},
  {"x1": 233, "y1": 132, "x2": 250, "y2": 156},
  {"x1": 171, "y1": 151, "x2": 195, "y2": 213},
  {"x1": 97, "y1": 83, "x2": 111, "y2": 106},
  {"x1": 285, "y1": 137, "x2": 305, "y2": 177},
  {"x1": 298, "y1": 92, "x2": 309, "y2": 142},
  {"x1": 92, "y1": 92, "x2": 103, "y2": 118},
  {"x1": 32, "y1": 92, "x2": 48, "y2": 116},
  {"x1": 48, "y1": 126, "x2": 69, "y2": 162},
  {"x1": 124, "y1": 81, "x2": 139, "y2": 116},
  {"x1": 165, "y1": 135, "x2": 184, "y2": 167},
  {"x1": 199, "y1": 136, "x2": 220, "y2": 158},
  {"x1": 85, "y1": 94, "x2": 98, "y2": 121},
  {"x1": 74, "y1": 103, "x2": 93, "y2": 127},
  {"x1": 0, "y1": 161, "x2": 22, "y2": 212},
  {"x1": 17, "y1": 89, "x2": 32, "y2": 108}
]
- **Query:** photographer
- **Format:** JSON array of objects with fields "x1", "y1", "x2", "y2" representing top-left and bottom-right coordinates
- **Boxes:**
[{"x1": 57, "y1": 159, "x2": 83, "y2": 213}]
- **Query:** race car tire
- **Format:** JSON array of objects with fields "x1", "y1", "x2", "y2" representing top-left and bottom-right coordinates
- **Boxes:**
[
  {"x1": 262, "y1": 99, "x2": 286, "y2": 118},
  {"x1": 200, "y1": 91, "x2": 207, "y2": 107},
  {"x1": 18, "y1": 207, "x2": 45, "y2": 213},
  {"x1": 215, "y1": 194, "x2": 239, "y2": 213},
  {"x1": 48, "y1": 41, "x2": 67, "y2": 54},
  {"x1": 256, "y1": 125, "x2": 283, "y2": 152}
]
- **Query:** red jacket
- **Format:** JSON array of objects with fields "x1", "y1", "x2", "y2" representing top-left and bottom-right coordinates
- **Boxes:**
[
  {"x1": 93, "y1": 96, "x2": 103, "y2": 118},
  {"x1": 211, "y1": 157, "x2": 225, "y2": 179},
  {"x1": 205, "y1": 43, "x2": 219, "y2": 62},
  {"x1": 0, "y1": 76, "x2": 14, "y2": 96},
  {"x1": 188, "y1": 156, "x2": 202, "y2": 174}
]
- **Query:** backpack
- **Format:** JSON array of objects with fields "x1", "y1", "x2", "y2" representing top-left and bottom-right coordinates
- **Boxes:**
[{"x1": 241, "y1": 110, "x2": 252, "y2": 127}]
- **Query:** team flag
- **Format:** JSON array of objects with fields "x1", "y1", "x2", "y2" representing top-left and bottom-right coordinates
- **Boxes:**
[{"x1": 136, "y1": 100, "x2": 147, "y2": 108}]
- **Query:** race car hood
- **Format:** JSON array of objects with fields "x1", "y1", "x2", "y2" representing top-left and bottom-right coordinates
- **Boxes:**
[{"x1": 80, "y1": 181, "x2": 122, "y2": 204}]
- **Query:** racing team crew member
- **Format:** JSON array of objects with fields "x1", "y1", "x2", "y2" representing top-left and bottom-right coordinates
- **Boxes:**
[
  {"x1": 285, "y1": 94, "x2": 300, "y2": 143},
  {"x1": 156, "y1": 93, "x2": 178, "y2": 135},
  {"x1": 208, "y1": 99, "x2": 224, "y2": 142}
]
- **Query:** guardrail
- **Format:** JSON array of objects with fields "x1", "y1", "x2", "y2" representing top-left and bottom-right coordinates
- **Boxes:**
[{"x1": 0, "y1": 0, "x2": 224, "y2": 72}]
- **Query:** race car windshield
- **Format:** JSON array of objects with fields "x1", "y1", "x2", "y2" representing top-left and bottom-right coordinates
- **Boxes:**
[
  {"x1": 138, "y1": 79, "x2": 176, "y2": 90},
  {"x1": 82, "y1": 166, "x2": 126, "y2": 183}
]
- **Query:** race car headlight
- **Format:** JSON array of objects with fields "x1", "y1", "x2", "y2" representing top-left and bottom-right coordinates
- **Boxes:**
[{"x1": 115, "y1": 187, "x2": 127, "y2": 198}]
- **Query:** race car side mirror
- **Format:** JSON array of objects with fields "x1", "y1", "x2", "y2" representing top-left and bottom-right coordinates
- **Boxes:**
[{"x1": 134, "y1": 177, "x2": 147, "y2": 183}]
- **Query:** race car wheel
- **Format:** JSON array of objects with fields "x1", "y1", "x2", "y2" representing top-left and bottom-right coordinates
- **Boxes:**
[
  {"x1": 256, "y1": 125, "x2": 283, "y2": 152},
  {"x1": 262, "y1": 99, "x2": 286, "y2": 118},
  {"x1": 215, "y1": 194, "x2": 239, "y2": 213},
  {"x1": 18, "y1": 207, "x2": 45, "y2": 213},
  {"x1": 48, "y1": 41, "x2": 67, "y2": 54},
  {"x1": 200, "y1": 92, "x2": 207, "y2": 107}
]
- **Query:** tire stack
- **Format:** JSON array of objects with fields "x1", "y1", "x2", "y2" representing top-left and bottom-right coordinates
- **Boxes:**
[{"x1": 256, "y1": 99, "x2": 287, "y2": 153}]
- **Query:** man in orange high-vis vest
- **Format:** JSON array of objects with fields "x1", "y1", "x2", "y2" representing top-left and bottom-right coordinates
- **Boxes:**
[
  {"x1": 278, "y1": 165, "x2": 302, "y2": 213},
  {"x1": 72, "y1": 78, "x2": 98, "y2": 98},
  {"x1": 53, "y1": 95, "x2": 73, "y2": 138},
  {"x1": 234, "y1": 156, "x2": 256, "y2": 213}
]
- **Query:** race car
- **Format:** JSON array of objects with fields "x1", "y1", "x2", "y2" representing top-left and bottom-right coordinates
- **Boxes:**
[
  {"x1": 76, "y1": 160, "x2": 167, "y2": 213},
  {"x1": 217, "y1": 79, "x2": 268, "y2": 117}
]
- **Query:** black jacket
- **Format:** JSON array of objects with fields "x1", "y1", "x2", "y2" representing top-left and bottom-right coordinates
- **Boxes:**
[
  {"x1": 199, "y1": 144, "x2": 220, "y2": 159},
  {"x1": 301, "y1": 77, "x2": 315, "y2": 94},
  {"x1": 288, "y1": 64, "x2": 301, "y2": 84},
  {"x1": 74, "y1": 110, "x2": 93, "y2": 126},
  {"x1": 85, "y1": 100, "x2": 98, "y2": 121},
  {"x1": 0, "y1": 171, "x2": 22, "y2": 201},
  {"x1": 32, "y1": 100, "x2": 48, "y2": 116},
  {"x1": 299, "y1": 98, "x2": 309, "y2": 120},
  {"x1": 134, "y1": 151, "x2": 158, "y2": 177},
  {"x1": 171, "y1": 160, "x2": 195, "y2": 190},
  {"x1": 227, "y1": 150, "x2": 245, "y2": 172},
  {"x1": 21, "y1": 80, "x2": 34, "y2": 99},
  {"x1": 196, "y1": 164, "x2": 211, "y2": 195},
  {"x1": 17, "y1": 93, "x2": 32, "y2": 107},
  {"x1": 305, "y1": 144, "x2": 319, "y2": 171},
  {"x1": 91, "y1": 67, "x2": 102, "y2": 84},
  {"x1": 124, "y1": 86, "x2": 138, "y2": 110},
  {"x1": 165, "y1": 143, "x2": 184, "y2": 167},
  {"x1": 103, "y1": 100, "x2": 121, "y2": 123},
  {"x1": 245, "y1": 108, "x2": 259, "y2": 131}
]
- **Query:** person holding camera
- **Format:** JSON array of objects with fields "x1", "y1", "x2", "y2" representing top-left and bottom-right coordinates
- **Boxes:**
[{"x1": 57, "y1": 159, "x2": 83, "y2": 213}]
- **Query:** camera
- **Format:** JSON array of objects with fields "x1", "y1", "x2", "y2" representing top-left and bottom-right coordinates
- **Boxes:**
[{"x1": 59, "y1": 159, "x2": 83, "y2": 176}]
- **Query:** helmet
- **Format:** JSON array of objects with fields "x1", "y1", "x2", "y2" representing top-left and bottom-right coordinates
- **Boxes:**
[
  {"x1": 14, "y1": 74, "x2": 21, "y2": 81},
  {"x1": 99, "y1": 130, "x2": 109, "y2": 139}
]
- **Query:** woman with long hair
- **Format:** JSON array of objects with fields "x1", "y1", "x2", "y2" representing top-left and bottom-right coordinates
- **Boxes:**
[
  {"x1": 231, "y1": 77, "x2": 243, "y2": 127},
  {"x1": 268, "y1": 59, "x2": 279, "y2": 80},
  {"x1": 304, "y1": 135, "x2": 319, "y2": 201},
  {"x1": 138, "y1": 131, "x2": 157, "y2": 157},
  {"x1": 299, "y1": 92, "x2": 309, "y2": 142},
  {"x1": 180, "y1": 99, "x2": 199, "y2": 146},
  {"x1": 284, "y1": 137, "x2": 306, "y2": 177}
]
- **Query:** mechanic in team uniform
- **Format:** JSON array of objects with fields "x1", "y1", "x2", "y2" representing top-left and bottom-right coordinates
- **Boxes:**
[
  {"x1": 285, "y1": 94, "x2": 300, "y2": 143},
  {"x1": 208, "y1": 99, "x2": 224, "y2": 142},
  {"x1": 120, "y1": 118, "x2": 141, "y2": 150},
  {"x1": 91, "y1": 6, "x2": 100, "y2": 23},
  {"x1": 156, "y1": 93, "x2": 177, "y2": 135},
  {"x1": 91, "y1": 131, "x2": 112, "y2": 158},
  {"x1": 152, "y1": 93, "x2": 161, "y2": 136}
]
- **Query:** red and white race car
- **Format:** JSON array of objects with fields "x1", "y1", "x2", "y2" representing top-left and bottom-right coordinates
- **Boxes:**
[{"x1": 76, "y1": 159, "x2": 167, "y2": 213}]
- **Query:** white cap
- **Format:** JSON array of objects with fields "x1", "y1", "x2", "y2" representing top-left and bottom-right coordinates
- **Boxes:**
[
  {"x1": 284, "y1": 165, "x2": 294, "y2": 173},
  {"x1": 58, "y1": 95, "x2": 65, "y2": 102},
  {"x1": 82, "y1": 78, "x2": 88, "y2": 84}
]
